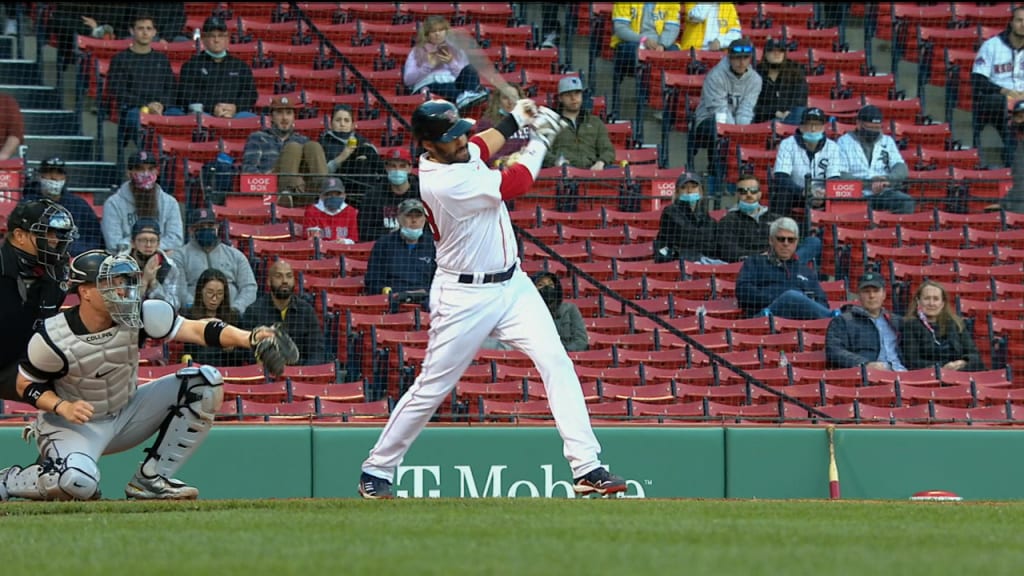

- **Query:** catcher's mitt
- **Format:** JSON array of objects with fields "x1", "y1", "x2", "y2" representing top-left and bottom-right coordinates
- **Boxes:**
[{"x1": 250, "y1": 325, "x2": 300, "y2": 377}]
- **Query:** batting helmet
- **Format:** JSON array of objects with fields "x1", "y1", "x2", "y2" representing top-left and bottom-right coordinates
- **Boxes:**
[{"x1": 411, "y1": 99, "x2": 474, "y2": 143}]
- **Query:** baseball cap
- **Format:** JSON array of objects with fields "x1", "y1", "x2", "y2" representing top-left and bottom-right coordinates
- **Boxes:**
[
  {"x1": 557, "y1": 76, "x2": 584, "y2": 95},
  {"x1": 801, "y1": 107, "x2": 827, "y2": 123},
  {"x1": 131, "y1": 218, "x2": 161, "y2": 238},
  {"x1": 858, "y1": 272, "x2": 885, "y2": 290},
  {"x1": 398, "y1": 198, "x2": 426, "y2": 216},
  {"x1": 728, "y1": 38, "x2": 755, "y2": 56},
  {"x1": 269, "y1": 95, "x2": 300, "y2": 111},
  {"x1": 202, "y1": 16, "x2": 228, "y2": 33},
  {"x1": 190, "y1": 207, "x2": 217, "y2": 226},
  {"x1": 764, "y1": 37, "x2": 786, "y2": 51},
  {"x1": 857, "y1": 104, "x2": 884, "y2": 123},
  {"x1": 676, "y1": 172, "x2": 702, "y2": 187},
  {"x1": 39, "y1": 156, "x2": 66, "y2": 174},
  {"x1": 127, "y1": 150, "x2": 158, "y2": 169},
  {"x1": 385, "y1": 148, "x2": 412, "y2": 163},
  {"x1": 322, "y1": 177, "x2": 345, "y2": 194}
]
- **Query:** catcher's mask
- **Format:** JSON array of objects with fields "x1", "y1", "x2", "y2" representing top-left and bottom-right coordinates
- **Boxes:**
[{"x1": 71, "y1": 250, "x2": 144, "y2": 328}]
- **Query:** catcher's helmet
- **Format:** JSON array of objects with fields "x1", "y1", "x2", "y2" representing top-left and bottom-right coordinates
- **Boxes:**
[
  {"x1": 70, "y1": 250, "x2": 143, "y2": 328},
  {"x1": 411, "y1": 99, "x2": 474, "y2": 143},
  {"x1": 68, "y1": 249, "x2": 110, "y2": 286}
]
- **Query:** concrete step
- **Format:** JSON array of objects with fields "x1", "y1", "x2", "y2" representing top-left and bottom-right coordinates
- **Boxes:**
[
  {"x1": 23, "y1": 135, "x2": 94, "y2": 163},
  {"x1": 0, "y1": 59, "x2": 41, "y2": 85},
  {"x1": 3, "y1": 84, "x2": 61, "y2": 109},
  {"x1": 22, "y1": 109, "x2": 81, "y2": 136},
  {"x1": 26, "y1": 159, "x2": 117, "y2": 190}
]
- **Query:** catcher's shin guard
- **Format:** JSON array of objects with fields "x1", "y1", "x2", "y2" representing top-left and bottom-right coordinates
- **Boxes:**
[
  {"x1": 2, "y1": 453, "x2": 101, "y2": 501},
  {"x1": 140, "y1": 365, "x2": 224, "y2": 479}
]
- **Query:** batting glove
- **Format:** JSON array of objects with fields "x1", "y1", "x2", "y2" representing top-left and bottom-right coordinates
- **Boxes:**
[
  {"x1": 511, "y1": 98, "x2": 538, "y2": 129},
  {"x1": 529, "y1": 106, "x2": 566, "y2": 148}
]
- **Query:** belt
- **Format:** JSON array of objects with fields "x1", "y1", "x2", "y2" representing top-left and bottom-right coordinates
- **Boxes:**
[{"x1": 457, "y1": 265, "x2": 516, "y2": 284}]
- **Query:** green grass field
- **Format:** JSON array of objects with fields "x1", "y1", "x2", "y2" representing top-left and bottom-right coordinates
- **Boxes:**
[{"x1": 2, "y1": 499, "x2": 1023, "y2": 575}]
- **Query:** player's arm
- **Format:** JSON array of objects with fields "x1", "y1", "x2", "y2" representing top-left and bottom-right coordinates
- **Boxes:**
[
  {"x1": 470, "y1": 99, "x2": 536, "y2": 162},
  {"x1": 174, "y1": 317, "x2": 256, "y2": 349},
  {"x1": 140, "y1": 298, "x2": 253, "y2": 349},
  {"x1": 17, "y1": 331, "x2": 93, "y2": 424}
]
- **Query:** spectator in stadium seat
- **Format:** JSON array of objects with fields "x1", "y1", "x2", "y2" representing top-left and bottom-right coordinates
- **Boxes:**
[
  {"x1": 50, "y1": 5, "x2": 128, "y2": 69},
  {"x1": 825, "y1": 272, "x2": 907, "y2": 371},
  {"x1": 836, "y1": 104, "x2": 916, "y2": 215},
  {"x1": 107, "y1": 13, "x2": 182, "y2": 158},
  {"x1": 124, "y1": 218, "x2": 183, "y2": 312},
  {"x1": 901, "y1": 280, "x2": 986, "y2": 373},
  {"x1": 610, "y1": 3, "x2": 682, "y2": 77},
  {"x1": 678, "y1": 3, "x2": 742, "y2": 51},
  {"x1": 171, "y1": 207, "x2": 257, "y2": 315},
  {"x1": 320, "y1": 104, "x2": 382, "y2": 179},
  {"x1": 475, "y1": 84, "x2": 531, "y2": 169},
  {"x1": 689, "y1": 38, "x2": 762, "y2": 182},
  {"x1": 181, "y1": 268, "x2": 248, "y2": 367},
  {"x1": 714, "y1": 173, "x2": 820, "y2": 266},
  {"x1": 543, "y1": 76, "x2": 616, "y2": 170},
  {"x1": 753, "y1": 37, "x2": 807, "y2": 125},
  {"x1": 735, "y1": 217, "x2": 832, "y2": 319},
  {"x1": 101, "y1": 150, "x2": 184, "y2": 254},
  {"x1": 364, "y1": 198, "x2": 436, "y2": 298},
  {"x1": 403, "y1": 15, "x2": 488, "y2": 111},
  {"x1": 302, "y1": 176, "x2": 358, "y2": 244},
  {"x1": 21, "y1": 157, "x2": 103, "y2": 256},
  {"x1": 770, "y1": 107, "x2": 844, "y2": 219},
  {"x1": 357, "y1": 148, "x2": 421, "y2": 243},
  {"x1": 972, "y1": 8, "x2": 1024, "y2": 168},
  {"x1": 0, "y1": 92, "x2": 23, "y2": 160},
  {"x1": 241, "y1": 95, "x2": 329, "y2": 208},
  {"x1": 483, "y1": 271, "x2": 589, "y2": 352},
  {"x1": 176, "y1": 16, "x2": 258, "y2": 119},
  {"x1": 652, "y1": 172, "x2": 721, "y2": 264},
  {"x1": 243, "y1": 259, "x2": 325, "y2": 366},
  {"x1": 1005, "y1": 100, "x2": 1024, "y2": 213}
]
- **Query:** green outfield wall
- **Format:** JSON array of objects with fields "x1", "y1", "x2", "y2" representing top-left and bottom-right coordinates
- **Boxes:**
[{"x1": 1, "y1": 425, "x2": 1022, "y2": 500}]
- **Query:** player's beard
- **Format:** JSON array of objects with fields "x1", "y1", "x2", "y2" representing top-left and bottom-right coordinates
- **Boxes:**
[{"x1": 432, "y1": 144, "x2": 470, "y2": 164}]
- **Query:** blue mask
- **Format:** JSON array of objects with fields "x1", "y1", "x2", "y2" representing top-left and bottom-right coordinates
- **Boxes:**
[
  {"x1": 678, "y1": 193, "x2": 701, "y2": 204},
  {"x1": 323, "y1": 197, "x2": 345, "y2": 212},
  {"x1": 400, "y1": 227, "x2": 423, "y2": 241},
  {"x1": 194, "y1": 228, "x2": 219, "y2": 249},
  {"x1": 388, "y1": 170, "x2": 409, "y2": 186},
  {"x1": 802, "y1": 131, "x2": 824, "y2": 143},
  {"x1": 205, "y1": 49, "x2": 227, "y2": 59},
  {"x1": 738, "y1": 200, "x2": 760, "y2": 214}
]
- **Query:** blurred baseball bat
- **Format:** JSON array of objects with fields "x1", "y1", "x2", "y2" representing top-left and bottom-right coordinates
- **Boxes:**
[
  {"x1": 447, "y1": 28, "x2": 520, "y2": 102},
  {"x1": 827, "y1": 425, "x2": 841, "y2": 500}
]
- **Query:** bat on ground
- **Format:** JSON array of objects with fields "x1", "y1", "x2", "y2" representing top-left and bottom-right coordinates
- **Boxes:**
[
  {"x1": 827, "y1": 425, "x2": 841, "y2": 500},
  {"x1": 446, "y1": 28, "x2": 521, "y2": 103}
]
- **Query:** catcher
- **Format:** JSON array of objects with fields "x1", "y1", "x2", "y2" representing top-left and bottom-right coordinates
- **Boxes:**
[{"x1": 0, "y1": 249, "x2": 298, "y2": 502}]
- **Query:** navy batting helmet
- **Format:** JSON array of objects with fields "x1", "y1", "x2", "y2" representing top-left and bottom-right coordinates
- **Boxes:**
[{"x1": 411, "y1": 99, "x2": 474, "y2": 143}]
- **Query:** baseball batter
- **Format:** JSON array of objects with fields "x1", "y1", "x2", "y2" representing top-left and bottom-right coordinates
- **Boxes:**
[
  {"x1": 358, "y1": 99, "x2": 626, "y2": 499},
  {"x1": 0, "y1": 250, "x2": 286, "y2": 501}
]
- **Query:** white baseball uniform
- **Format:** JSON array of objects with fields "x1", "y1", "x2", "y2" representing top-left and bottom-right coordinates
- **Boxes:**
[{"x1": 361, "y1": 137, "x2": 607, "y2": 482}]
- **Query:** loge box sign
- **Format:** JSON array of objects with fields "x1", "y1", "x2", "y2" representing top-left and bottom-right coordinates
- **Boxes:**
[
  {"x1": 646, "y1": 179, "x2": 676, "y2": 211},
  {"x1": 239, "y1": 174, "x2": 277, "y2": 205},
  {"x1": 824, "y1": 180, "x2": 865, "y2": 213}
]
